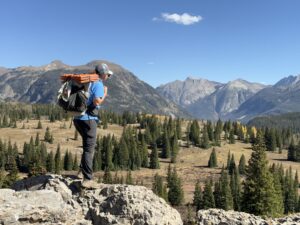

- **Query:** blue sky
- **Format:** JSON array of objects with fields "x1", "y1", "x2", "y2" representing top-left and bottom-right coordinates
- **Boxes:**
[{"x1": 0, "y1": 0, "x2": 300, "y2": 87}]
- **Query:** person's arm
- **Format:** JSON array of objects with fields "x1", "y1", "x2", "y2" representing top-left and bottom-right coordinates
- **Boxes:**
[{"x1": 93, "y1": 86, "x2": 107, "y2": 106}]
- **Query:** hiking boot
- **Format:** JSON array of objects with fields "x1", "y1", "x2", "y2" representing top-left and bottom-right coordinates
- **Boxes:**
[
  {"x1": 81, "y1": 179, "x2": 98, "y2": 189},
  {"x1": 77, "y1": 169, "x2": 84, "y2": 180}
]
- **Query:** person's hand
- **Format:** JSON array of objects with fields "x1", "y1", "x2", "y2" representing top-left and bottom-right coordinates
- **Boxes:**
[{"x1": 104, "y1": 86, "x2": 108, "y2": 97}]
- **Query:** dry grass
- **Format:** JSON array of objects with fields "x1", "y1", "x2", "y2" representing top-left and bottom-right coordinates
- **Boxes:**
[{"x1": 1, "y1": 119, "x2": 299, "y2": 204}]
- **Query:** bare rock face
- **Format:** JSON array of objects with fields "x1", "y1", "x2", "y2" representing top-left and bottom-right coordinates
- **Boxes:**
[
  {"x1": 0, "y1": 189, "x2": 90, "y2": 225},
  {"x1": 1, "y1": 174, "x2": 183, "y2": 225},
  {"x1": 196, "y1": 209, "x2": 300, "y2": 225}
]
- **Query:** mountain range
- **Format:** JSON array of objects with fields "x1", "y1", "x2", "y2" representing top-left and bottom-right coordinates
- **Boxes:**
[
  {"x1": 157, "y1": 75, "x2": 300, "y2": 122},
  {"x1": 1, "y1": 60, "x2": 300, "y2": 122},
  {"x1": 0, "y1": 60, "x2": 189, "y2": 118}
]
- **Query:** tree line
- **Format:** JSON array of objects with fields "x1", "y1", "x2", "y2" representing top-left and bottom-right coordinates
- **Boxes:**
[{"x1": 193, "y1": 132, "x2": 299, "y2": 217}]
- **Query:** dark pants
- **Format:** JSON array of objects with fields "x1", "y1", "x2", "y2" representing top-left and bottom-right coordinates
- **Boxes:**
[{"x1": 73, "y1": 119, "x2": 97, "y2": 180}]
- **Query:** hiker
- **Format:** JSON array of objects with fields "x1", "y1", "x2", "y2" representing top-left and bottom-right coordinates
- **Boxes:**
[{"x1": 74, "y1": 63, "x2": 113, "y2": 188}]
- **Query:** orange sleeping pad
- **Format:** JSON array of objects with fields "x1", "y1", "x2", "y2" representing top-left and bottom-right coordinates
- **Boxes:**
[{"x1": 60, "y1": 73, "x2": 99, "y2": 84}]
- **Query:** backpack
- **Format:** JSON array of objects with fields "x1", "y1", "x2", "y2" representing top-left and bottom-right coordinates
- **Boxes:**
[{"x1": 57, "y1": 74, "x2": 99, "y2": 115}]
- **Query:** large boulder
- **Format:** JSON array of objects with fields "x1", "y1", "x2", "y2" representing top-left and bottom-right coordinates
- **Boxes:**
[
  {"x1": 0, "y1": 189, "x2": 90, "y2": 225},
  {"x1": 196, "y1": 209, "x2": 300, "y2": 225},
  {"x1": 0, "y1": 174, "x2": 183, "y2": 225}
]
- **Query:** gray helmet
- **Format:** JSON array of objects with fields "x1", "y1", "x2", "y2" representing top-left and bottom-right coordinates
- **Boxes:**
[{"x1": 95, "y1": 63, "x2": 113, "y2": 77}]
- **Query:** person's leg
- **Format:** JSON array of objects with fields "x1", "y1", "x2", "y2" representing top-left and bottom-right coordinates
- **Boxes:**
[{"x1": 74, "y1": 120, "x2": 97, "y2": 180}]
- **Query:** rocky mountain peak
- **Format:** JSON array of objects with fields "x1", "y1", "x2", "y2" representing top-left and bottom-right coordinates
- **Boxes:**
[
  {"x1": 42, "y1": 60, "x2": 70, "y2": 71},
  {"x1": 225, "y1": 79, "x2": 266, "y2": 92},
  {"x1": 274, "y1": 74, "x2": 300, "y2": 89}
]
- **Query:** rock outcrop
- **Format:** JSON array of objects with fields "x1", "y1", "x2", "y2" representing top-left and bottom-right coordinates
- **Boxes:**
[
  {"x1": 196, "y1": 209, "x2": 300, "y2": 225},
  {"x1": 0, "y1": 174, "x2": 183, "y2": 225}
]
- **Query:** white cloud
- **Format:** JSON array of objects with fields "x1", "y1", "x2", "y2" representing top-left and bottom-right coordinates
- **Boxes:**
[
  {"x1": 153, "y1": 13, "x2": 202, "y2": 25},
  {"x1": 147, "y1": 62, "x2": 155, "y2": 65}
]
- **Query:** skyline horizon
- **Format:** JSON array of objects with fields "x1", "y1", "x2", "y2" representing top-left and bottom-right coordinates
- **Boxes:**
[{"x1": 1, "y1": 58, "x2": 299, "y2": 88}]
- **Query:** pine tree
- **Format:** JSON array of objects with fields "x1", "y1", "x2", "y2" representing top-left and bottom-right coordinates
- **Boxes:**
[
  {"x1": 238, "y1": 154, "x2": 246, "y2": 175},
  {"x1": 229, "y1": 130, "x2": 235, "y2": 144},
  {"x1": 231, "y1": 167, "x2": 241, "y2": 211},
  {"x1": 149, "y1": 144, "x2": 160, "y2": 169},
  {"x1": 161, "y1": 132, "x2": 171, "y2": 159},
  {"x1": 140, "y1": 136, "x2": 149, "y2": 168},
  {"x1": 242, "y1": 131, "x2": 283, "y2": 217},
  {"x1": 34, "y1": 133, "x2": 40, "y2": 146},
  {"x1": 46, "y1": 151, "x2": 54, "y2": 173},
  {"x1": 193, "y1": 180, "x2": 203, "y2": 210},
  {"x1": 126, "y1": 170, "x2": 133, "y2": 185},
  {"x1": 167, "y1": 167, "x2": 184, "y2": 206},
  {"x1": 152, "y1": 173, "x2": 166, "y2": 200},
  {"x1": 288, "y1": 139, "x2": 296, "y2": 161},
  {"x1": 72, "y1": 154, "x2": 79, "y2": 170},
  {"x1": 226, "y1": 151, "x2": 231, "y2": 170},
  {"x1": 171, "y1": 134, "x2": 179, "y2": 163},
  {"x1": 189, "y1": 120, "x2": 200, "y2": 146},
  {"x1": 103, "y1": 135, "x2": 114, "y2": 170},
  {"x1": 201, "y1": 125, "x2": 210, "y2": 149},
  {"x1": 228, "y1": 154, "x2": 236, "y2": 175},
  {"x1": 219, "y1": 169, "x2": 233, "y2": 210},
  {"x1": 67, "y1": 152, "x2": 73, "y2": 170},
  {"x1": 54, "y1": 144, "x2": 61, "y2": 174},
  {"x1": 44, "y1": 127, "x2": 52, "y2": 143},
  {"x1": 208, "y1": 148, "x2": 218, "y2": 168},
  {"x1": 284, "y1": 167, "x2": 297, "y2": 214},
  {"x1": 37, "y1": 120, "x2": 42, "y2": 129},
  {"x1": 202, "y1": 179, "x2": 215, "y2": 209},
  {"x1": 176, "y1": 118, "x2": 182, "y2": 140}
]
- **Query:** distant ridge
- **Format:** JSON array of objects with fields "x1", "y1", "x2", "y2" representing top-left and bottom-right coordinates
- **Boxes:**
[{"x1": 0, "y1": 60, "x2": 190, "y2": 118}]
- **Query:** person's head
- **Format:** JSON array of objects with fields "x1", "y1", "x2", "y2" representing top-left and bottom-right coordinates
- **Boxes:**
[{"x1": 95, "y1": 63, "x2": 113, "y2": 81}]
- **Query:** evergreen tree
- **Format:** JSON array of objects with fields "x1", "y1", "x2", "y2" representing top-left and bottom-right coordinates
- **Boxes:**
[
  {"x1": 226, "y1": 151, "x2": 231, "y2": 170},
  {"x1": 219, "y1": 169, "x2": 234, "y2": 210},
  {"x1": 44, "y1": 127, "x2": 52, "y2": 143},
  {"x1": 207, "y1": 121, "x2": 214, "y2": 142},
  {"x1": 126, "y1": 170, "x2": 133, "y2": 185},
  {"x1": 37, "y1": 120, "x2": 42, "y2": 129},
  {"x1": 72, "y1": 154, "x2": 79, "y2": 170},
  {"x1": 284, "y1": 167, "x2": 297, "y2": 214},
  {"x1": 46, "y1": 151, "x2": 54, "y2": 173},
  {"x1": 238, "y1": 154, "x2": 246, "y2": 175},
  {"x1": 161, "y1": 131, "x2": 171, "y2": 159},
  {"x1": 193, "y1": 180, "x2": 203, "y2": 210},
  {"x1": 171, "y1": 134, "x2": 179, "y2": 163},
  {"x1": 229, "y1": 130, "x2": 235, "y2": 144},
  {"x1": 176, "y1": 118, "x2": 182, "y2": 140},
  {"x1": 152, "y1": 173, "x2": 167, "y2": 200},
  {"x1": 288, "y1": 139, "x2": 296, "y2": 161},
  {"x1": 103, "y1": 135, "x2": 114, "y2": 170},
  {"x1": 228, "y1": 154, "x2": 236, "y2": 175},
  {"x1": 242, "y1": 132, "x2": 284, "y2": 217},
  {"x1": 167, "y1": 167, "x2": 184, "y2": 206},
  {"x1": 201, "y1": 125, "x2": 210, "y2": 149},
  {"x1": 208, "y1": 148, "x2": 218, "y2": 168},
  {"x1": 67, "y1": 152, "x2": 73, "y2": 170},
  {"x1": 202, "y1": 179, "x2": 215, "y2": 209},
  {"x1": 189, "y1": 120, "x2": 200, "y2": 146},
  {"x1": 54, "y1": 144, "x2": 62, "y2": 174},
  {"x1": 140, "y1": 136, "x2": 149, "y2": 168},
  {"x1": 231, "y1": 167, "x2": 241, "y2": 211},
  {"x1": 35, "y1": 133, "x2": 40, "y2": 146},
  {"x1": 149, "y1": 144, "x2": 160, "y2": 169}
]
